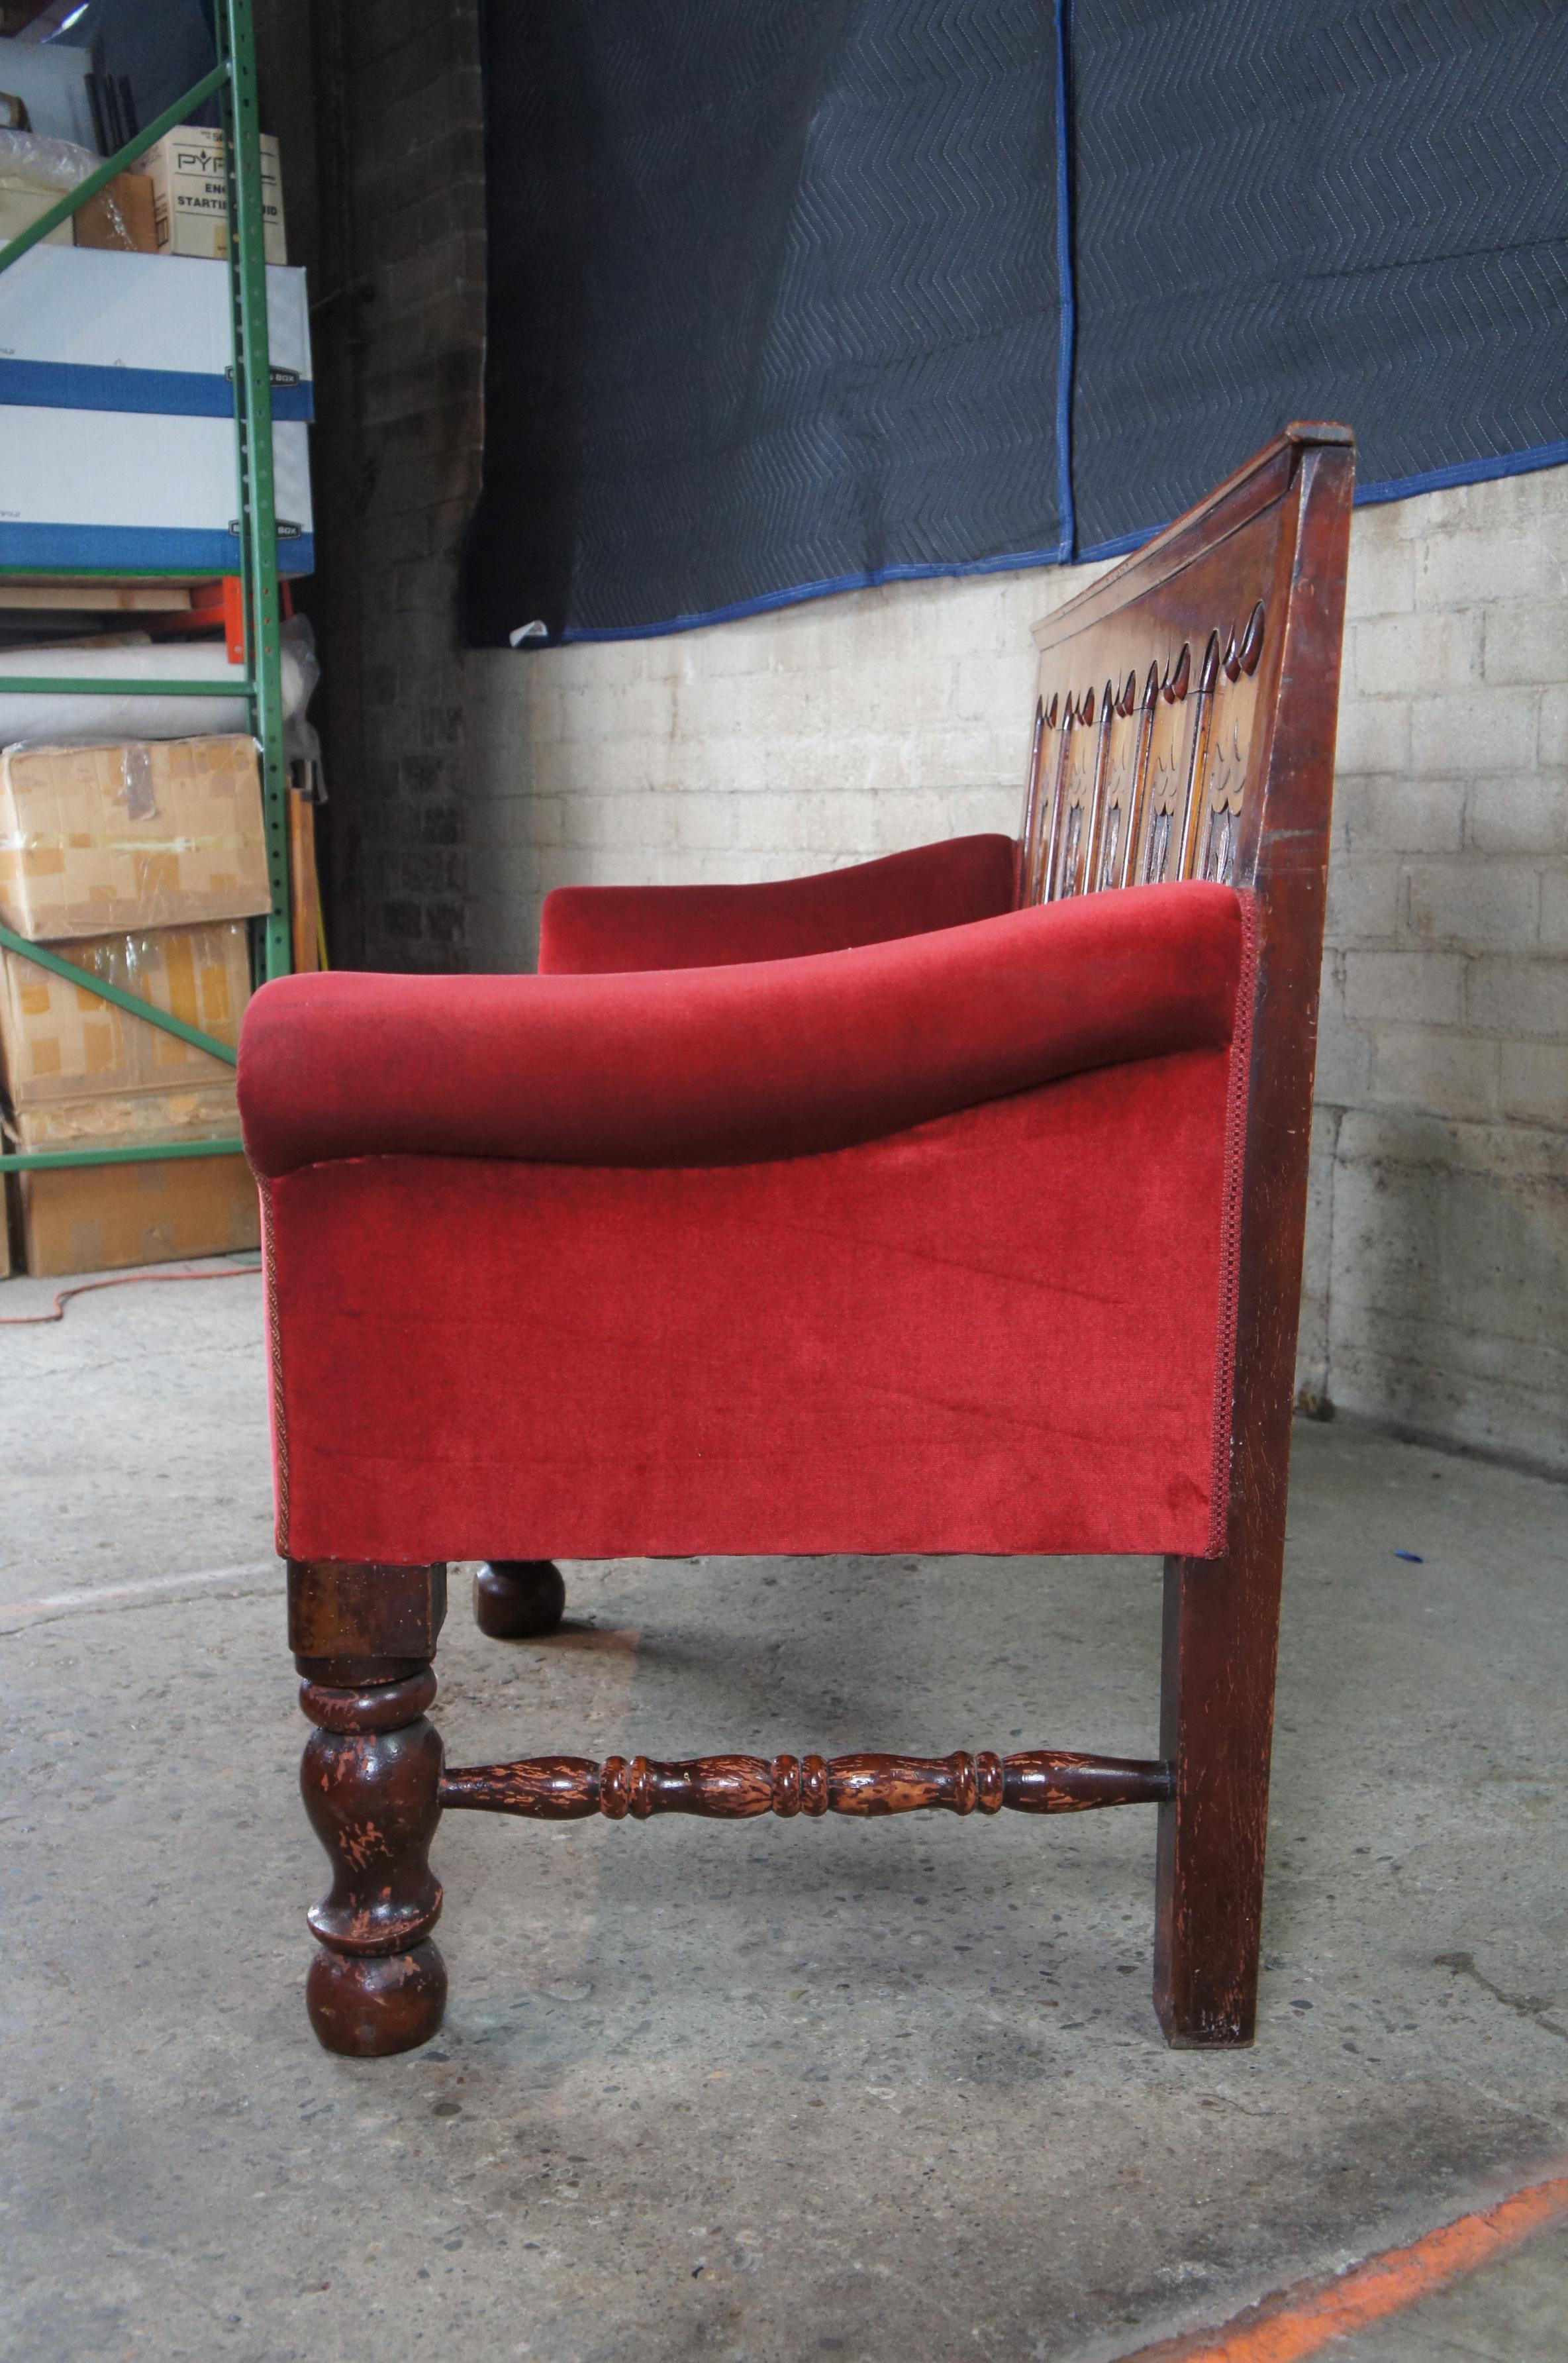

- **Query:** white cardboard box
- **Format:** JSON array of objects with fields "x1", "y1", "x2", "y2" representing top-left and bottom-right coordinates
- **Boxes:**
[
  {"x1": 0, "y1": 185, "x2": 72, "y2": 252},
  {"x1": 0, "y1": 246, "x2": 312, "y2": 420},
  {"x1": 0, "y1": 406, "x2": 314, "y2": 575},
  {"x1": 137, "y1": 128, "x2": 285, "y2": 267}
]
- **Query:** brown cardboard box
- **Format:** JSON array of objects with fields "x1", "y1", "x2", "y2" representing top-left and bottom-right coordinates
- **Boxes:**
[
  {"x1": 73, "y1": 170, "x2": 159, "y2": 254},
  {"x1": 0, "y1": 736, "x2": 270, "y2": 940},
  {"x1": 9, "y1": 1074, "x2": 253, "y2": 1274},
  {"x1": 9, "y1": 1079, "x2": 240, "y2": 1152},
  {"x1": 136, "y1": 128, "x2": 285, "y2": 265},
  {"x1": 16, "y1": 1148, "x2": 258, "y2": 1276},
  {"x1": 0, "y1": 920, "x2": 250, "y2": 1108}
]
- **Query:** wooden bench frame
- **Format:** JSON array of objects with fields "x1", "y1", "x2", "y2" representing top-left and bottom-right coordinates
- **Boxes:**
[
  {"x1": 1021, "y1": 422, "x2": 1355, "y2": 2040},
  {"x1": 282, "y1": 424, "x2": 1355, "y2": 2058}
]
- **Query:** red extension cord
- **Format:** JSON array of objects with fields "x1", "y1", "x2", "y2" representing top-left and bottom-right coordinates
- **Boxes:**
[{"x1": 0, "y1": 1262, "x2": 262, "y2": 1327}]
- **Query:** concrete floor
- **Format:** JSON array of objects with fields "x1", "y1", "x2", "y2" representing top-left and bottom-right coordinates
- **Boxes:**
[{"x1": 2, "y1": 1261, "x2": 1565, "y2": 2363}]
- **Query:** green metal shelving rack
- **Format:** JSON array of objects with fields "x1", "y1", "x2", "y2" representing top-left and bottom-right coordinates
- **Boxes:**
[{"x1": 0, "y1": 0, "x2": 291, "y2": 1183}]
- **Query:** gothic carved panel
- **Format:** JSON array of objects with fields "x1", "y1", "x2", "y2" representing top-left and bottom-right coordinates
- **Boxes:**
[
  {"x1": 1050, "y1": 685, "x2": 1104, "y2": 900},
  {"x1": 1195, "y1": 601, "x2": 1267, "y2": 885},
  {"x1": 1019, "y1": 697, "x2": 1048, "y2": 903},
  {"x1": 1095, "y1": 668, "x2": 1152, "y2": 891},
  {"x1": 1018, "y1": 595, "x2": 1271, "y2": 898},
  {"x1": 1132, "y1": 642, "x2": 1198, "y2": 886}
]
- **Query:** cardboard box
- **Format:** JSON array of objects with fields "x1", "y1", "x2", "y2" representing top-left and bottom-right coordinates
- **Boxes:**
[
  {"x1": 0, "y1": 735, "x2": 271, "y2": 942},
  {"x1": 0, "y1": 919, "x2": 250, "y2": 1107},
  {"x1": 138, "y1": 128, "x2": 285, "y2": 266},
  {"x1": 7, "y1": 1074, "x2": 253, "y2": 1275},
  {"x1": 15, "y1": 1143, "x2": 258, "y2": 1276},
  {"x1": 72, "y1": 171, "x2": 158, "y2": 254},
  {"x1": 9, "y1": 1078, "x2": 240, "y2": 1150},
  {"x1": 0, "y1": 180, "x2": 71, "y2": 249},
  {"x1": 0, "y1": 405, "x2": 313, "y2": 574},
  {"x1": 0, "y1": 246, "x2": 313, "y2": 419}
]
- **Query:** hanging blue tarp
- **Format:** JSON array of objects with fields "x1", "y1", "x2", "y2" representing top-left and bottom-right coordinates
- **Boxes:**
[
  {"x1": 463, "y1": 0, "x2": 1072, "y2": 646},
  {"x1": 463, "y1": 0, "x2": 1568, "y2": 645},
  {"x1": 1069, "y1": 0, "x2": 1568, "y2": 557}
]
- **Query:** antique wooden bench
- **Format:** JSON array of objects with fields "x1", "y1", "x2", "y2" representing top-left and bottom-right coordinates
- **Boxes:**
[{"x1": 239, "y1": 423, "x2": 1354, "y2": 2058}]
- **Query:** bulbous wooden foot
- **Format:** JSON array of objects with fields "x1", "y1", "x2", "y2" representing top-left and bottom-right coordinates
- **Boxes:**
[
  {"x1": 474, "y1": 1558, "x2": 566, "y2": 1639},
  {"x1": 305, "y1": 1938, "x2": 448, "y2": 2057},
  {"x1": 289, "y1": 1560, "x2": 452, "y2": 2060}
]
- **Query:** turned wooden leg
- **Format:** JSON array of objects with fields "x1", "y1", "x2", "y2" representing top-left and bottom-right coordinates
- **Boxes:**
[
  {"x1": 1153, "y1": 1533, "x2": 1284, "y2": 2046},
  {"x1": 289, "y1": 1560, "x2": 449, "y2": 2058},
  {"x1": 474, "y1": 1558, "x2": 565, "y2": 1640}
]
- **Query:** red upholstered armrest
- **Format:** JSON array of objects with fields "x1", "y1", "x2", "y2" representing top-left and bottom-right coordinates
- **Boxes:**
[
  {"x1": 538, "y1": 833, "x2": 1018, "y2": 973},
  {"x1": 241, "y1": 884, "x2": 1246, "y2": 1180}
]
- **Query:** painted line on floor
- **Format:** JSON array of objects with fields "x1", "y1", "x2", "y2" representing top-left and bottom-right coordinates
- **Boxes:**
[
  {"x1": 1, "y1": 1560, "x2": 281, "y2": 1623},
  {"x1": 1116, "y1": 2170, "x2": 1568, "y2": 2362}
]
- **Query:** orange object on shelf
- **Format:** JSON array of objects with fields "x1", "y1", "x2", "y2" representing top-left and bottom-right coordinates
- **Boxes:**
[
  {"x1": 187, "y1": 578, "x2": 247, "y2": 664},
  {"x1": 288, "y1": 783, "x2": 323, "y2": 974},
  {"x1": 144, "y1": 576, "x2": 295, "y2": 661}
]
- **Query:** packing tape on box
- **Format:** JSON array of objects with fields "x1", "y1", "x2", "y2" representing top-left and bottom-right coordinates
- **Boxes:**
[
  {"x1": 0, "y1": 830, "x2": 257, "y2": 854},
  {"x1": 122, "y1": 742, "x2": 154, "y2": 819},
  {"x1": 0, "y1": 736, "x2": 156, "y2": 819}
]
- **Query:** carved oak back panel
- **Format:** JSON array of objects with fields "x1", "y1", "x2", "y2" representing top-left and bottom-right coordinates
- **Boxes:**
[{"x1": 1019, "y1": 425, "x2": 1353, "y2": 912}]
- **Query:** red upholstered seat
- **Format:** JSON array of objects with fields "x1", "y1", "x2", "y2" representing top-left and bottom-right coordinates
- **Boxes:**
[
  {"x1": 536, "y1": 830, "x2": 1018, "y2": 972},
  {"x1": 240, "y1": 880, "x2": 1252, "y2": 1568},
  {"x1": 241, "y1": 880, "x2": 1244, "y2": 1176}
]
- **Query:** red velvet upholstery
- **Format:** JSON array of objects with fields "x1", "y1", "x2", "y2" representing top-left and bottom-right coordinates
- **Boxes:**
[
  {"x1": 241, "y1": 883, "x2": 1244, "y2": 1178},
  {"x1": 538, "y1": 832, "x2": 1018, "y2": 974},
  {"x1": 240, "y1": 877, "x2": 1254, "y2": 1568},
  {"x1": 262, "y1": 1047, "x2": 1239, "y2": 1564}
]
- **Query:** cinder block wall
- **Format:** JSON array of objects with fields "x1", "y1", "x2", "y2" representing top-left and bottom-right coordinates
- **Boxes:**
[
  {"x1": 1305, "y1": 473, "x2": 1567, "y2": 1472},
  {"x1": 465, "y1": 469, "x2": 1568, "y2": 1472},
  {"x1": 465, "y1": 566, "x2": 1055, "y2": 957}
]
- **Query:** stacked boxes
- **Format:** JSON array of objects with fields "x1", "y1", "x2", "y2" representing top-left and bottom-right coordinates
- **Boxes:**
[
  {"x1": 0, "y1": 247, "x2": 315, "y2": 576},
  {"x1": 0, "y1": 122, "x2": 305, "y2": 1276},
  {"x1": 0, "y1": 737, "x2": 267, "y2": 1275}
]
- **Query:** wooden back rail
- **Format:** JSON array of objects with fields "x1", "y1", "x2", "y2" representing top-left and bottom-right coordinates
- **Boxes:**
[
  {"x1": 1012, "y1": 422, "x2": 1355, "y2": 2051},
  {"x1": 1018, "y1": 421, "x2": 1351, "y2": 909},
  {"x1": 287, "y1": 427, "x2": 1355, "y2": 2058}
]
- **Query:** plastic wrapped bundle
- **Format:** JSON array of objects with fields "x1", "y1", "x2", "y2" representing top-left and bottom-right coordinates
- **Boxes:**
[
  {"x1": 0, "y1": 637, "x2": 313, "y2": 746},
  {"x1": 0, "y1": 129, "x2": 94, "y2": 249}
]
